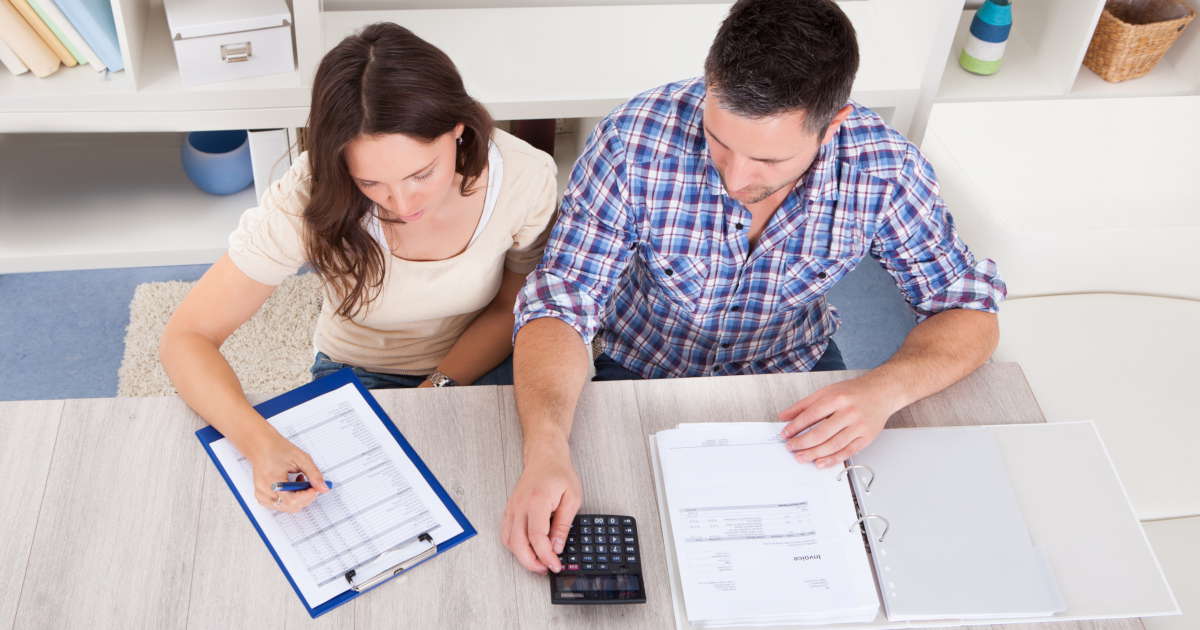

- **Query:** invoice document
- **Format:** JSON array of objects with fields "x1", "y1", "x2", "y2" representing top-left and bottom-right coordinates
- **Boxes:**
[
  {"x1": 655, "y1": 422, "x2": 879, "y2": 627},
  {"x1": 210, "y1": 382, "x2": 463, "y2": 605}
]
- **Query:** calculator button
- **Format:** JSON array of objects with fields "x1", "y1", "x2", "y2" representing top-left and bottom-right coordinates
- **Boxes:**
[
  {"x1": 598, "y1": 563, "x2": 609, "y2": 570},
  {"x1": 596, "y1": 545, "x2": 608, "y2": 554},
  {"x1": 623, "y1": 536, "x2": 635, "y2": 544},
  {"x1": 608, "y1": 526, "x2": 620, "y2": 535},
  {"x1": 597, "y1": 555, "x2": 609, "y2": 563},
  {"x1": 567, "y1": 545, "x2": 577, "y2": 553},
  {"x1": 567, "y1": 555, "x2": 578, "y2": 563},
  {"x1": 567, "y1": 564, "x2": 580, "y2": 571},
  {"x1": 625, "y1": 546, "x2": 636, "y2": 554},
  {"x1": 582, "y1": 555, "x2": 594, "y2": 562},
  {"x1": 567, "y1": 536, "x2": 576, "y2": 544},
  {"x1": 583, "y1": 563, "x2": 595, "y2": 570},
  {"x1": 608, "y1": 517, "x2": 618, "y2": 525},
  {"x1": 622, "y1": 517, "x2": 633, "y2": 525},
  {"x1": 593, "y1": 517, "x2": 605, "y2": 525},
  {"x1": 582, "y1": 545, "x2": 593, "y2": 553},
  {"x1": 626, "y1": 556, "x2": 638, "y2": 564},
  {"x1": 623, "y1": 527, "x2": 634, "y2": 534},
  {"x1": 581, "y1": 535, "x2": 592, "y2": 544},
  {"x1": 582, "y1": 526, "x2": 593, "y2": 534}
]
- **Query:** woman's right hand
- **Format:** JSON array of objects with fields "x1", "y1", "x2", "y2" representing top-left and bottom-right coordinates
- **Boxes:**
[{"x1": 247, "y1": 431, "x2": 330, "y2": 513}]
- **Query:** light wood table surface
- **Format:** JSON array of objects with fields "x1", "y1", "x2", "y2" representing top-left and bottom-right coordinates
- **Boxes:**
[{"x1": 1, "y1": 363, "x2": 1143, "y2": 630}]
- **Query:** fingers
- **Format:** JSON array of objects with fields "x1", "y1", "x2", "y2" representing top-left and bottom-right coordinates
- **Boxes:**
[
  {"x1": 793, "y1": 424, "x2": 860, "y2": 467},
  {"x1": 502, "y1": 497, "x2": 548, "y2": 574},
  {"x1": 528, "y1": 510, "x2": 561, "y2": 574},
  {"x1": 779, "y1": 395, "x2": 841, "y2": 439},
  {"x1": 548, "y1": 491, "x2": 581, "y2": 556},
  {"x1": 815, "y1": 436, "x2": 867, "y2": 469},
  {"x1": 295, "y1": 452, "x2": 329, "y2": 494},
  {"x1": 777, "y1": 390, "x2": 821, "y2": 422},
  {"x1": 785, "y1": 414, "x2": 851, "y2": 453}
]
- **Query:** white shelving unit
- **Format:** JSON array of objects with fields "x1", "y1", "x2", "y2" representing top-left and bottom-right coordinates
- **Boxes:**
[
  {"x1": 937, "y1": 0, "x2": 1200, "y2": 103},
  {"x1": 0, "y1": 0, "x2": 965, "y2": 273}
]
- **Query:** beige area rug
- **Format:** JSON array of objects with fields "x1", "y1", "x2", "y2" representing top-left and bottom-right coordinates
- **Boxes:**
[{"x1": 117, "y1": 273, "x2": 323, "y2": 397}]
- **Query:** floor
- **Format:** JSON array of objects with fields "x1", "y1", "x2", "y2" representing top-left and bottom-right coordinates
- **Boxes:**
[{"x1": 0, "y1": 258, "x2": 915, "y2": 401}]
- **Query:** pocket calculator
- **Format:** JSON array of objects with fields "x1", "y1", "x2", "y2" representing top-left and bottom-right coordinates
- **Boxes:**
[{"x1": 550, "y1": 514, "x2": 647, "y2": 604}]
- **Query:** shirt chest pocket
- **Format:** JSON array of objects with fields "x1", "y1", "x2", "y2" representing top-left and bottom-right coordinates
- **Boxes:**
[
  {"x1": 777, "y1": 255, "x2": 853, "y2": 310},
  {"x1": 643, "y1": 252, "x2": 712, "y2": 313}
]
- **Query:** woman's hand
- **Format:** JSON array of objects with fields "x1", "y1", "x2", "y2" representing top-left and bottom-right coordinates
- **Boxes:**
[{"x1": 247, "y1": 431, "x2": 329, "y2": 513}]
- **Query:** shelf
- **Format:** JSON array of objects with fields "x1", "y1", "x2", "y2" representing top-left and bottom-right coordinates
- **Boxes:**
[
  {"x1": 937, "y1": 1, "x2": 1106, "y2": 102},
  {"x1": 0, "y1": 4, "x2": 309, "y2": 132},
  {"x1": 318, "y1": 1, "x2": 931, "y2": 122},
  {"x1": 0, "y1": 133, "x2": 254, "y2": 273}
]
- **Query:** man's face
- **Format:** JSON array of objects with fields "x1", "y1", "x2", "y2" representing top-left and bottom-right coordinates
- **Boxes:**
[{"x1": 702, "y1": 89, "x2": 835, "y2": 206}]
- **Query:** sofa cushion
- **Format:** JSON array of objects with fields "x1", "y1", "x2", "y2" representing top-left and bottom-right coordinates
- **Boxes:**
[
  {"x1": 1143, "y1": 517, "x2": 1199, "y2": 630},
  {"x1": 994, "y1": 294, "x2": 1200, "y2": 520}
]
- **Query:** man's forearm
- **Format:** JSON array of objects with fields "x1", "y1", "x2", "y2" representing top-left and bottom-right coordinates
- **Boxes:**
[
  {"x1": 512, "y1": 317, "x2": 592, "y2": 459},
  {"x1": 866, "y1": 309, "x2": 999, "y2": 411}
]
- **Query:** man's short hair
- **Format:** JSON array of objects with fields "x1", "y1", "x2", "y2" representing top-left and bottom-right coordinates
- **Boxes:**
[{"x1": 704, "y1": 0, "x2": 860, "y2": 134}]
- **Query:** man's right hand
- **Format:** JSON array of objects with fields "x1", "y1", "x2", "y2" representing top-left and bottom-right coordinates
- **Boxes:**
[{"x1": 501, "y1": 439, "x2": 582, "y2": 574}]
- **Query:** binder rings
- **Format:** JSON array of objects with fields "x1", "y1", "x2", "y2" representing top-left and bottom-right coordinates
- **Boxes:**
[
  {"x1": 196, "y1": 368, "x2": 475, "y2": 617},
  {"x1": 651, "y1": 421, "x2": 1179, "y2": 629}
]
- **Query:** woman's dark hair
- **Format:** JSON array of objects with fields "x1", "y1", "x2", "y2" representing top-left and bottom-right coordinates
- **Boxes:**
[
  {"x1": 303, "y1": 22, "x2": 494, "y2": 319},
  {"x1": 704, "y1": 0, "x2": 859, "y2": 134}
]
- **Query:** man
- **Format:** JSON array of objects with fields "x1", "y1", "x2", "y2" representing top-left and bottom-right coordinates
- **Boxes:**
[{"x1": 501, "y1": 0, "x2": 1006, "y2": 574}]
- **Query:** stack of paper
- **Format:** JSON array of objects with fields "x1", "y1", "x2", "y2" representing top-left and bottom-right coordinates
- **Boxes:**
[{"x1": 652, "y1": 422, "x2": 879, "y2": 627}]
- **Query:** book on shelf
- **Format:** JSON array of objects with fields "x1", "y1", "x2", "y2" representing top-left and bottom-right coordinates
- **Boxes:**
[
  {"x1": 10, "y1": 0, "x2": 76, "y2": 66},
  {"x1": 28, "y1": 0, "x2": 94, "y2": 67},
  {"x1": 0, "y1": 0, "x2": 59, "y2": 77},
  {"x1": 50, "y1": 0, "x2": 120, "y2": 72},
  {"x1": 0, "y1": 35, "x2": 29, "y2": 74}
]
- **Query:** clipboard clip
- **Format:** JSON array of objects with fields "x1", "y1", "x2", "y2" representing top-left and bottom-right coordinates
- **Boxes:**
[{"x1": 344, "y1": 532, "x2": 437, "y2": 592}]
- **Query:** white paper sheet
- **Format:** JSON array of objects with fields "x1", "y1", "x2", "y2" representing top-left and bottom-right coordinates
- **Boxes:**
[
  {"x1": 211, "y1": 383, "x2": 463, "y2": 608},
  {"x1": 655, "y1": 422, "x2": 879, "y2": 627}
]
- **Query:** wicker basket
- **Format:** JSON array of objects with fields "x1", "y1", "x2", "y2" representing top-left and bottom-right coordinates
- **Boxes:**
[{"x1": 1083, "y1": 0, "x2": 1196, "y2": 82}]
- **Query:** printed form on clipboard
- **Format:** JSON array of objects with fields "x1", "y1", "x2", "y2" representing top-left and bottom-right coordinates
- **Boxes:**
[{"x1": 196, "y1": 368, "x2": 475, "y2": 618}]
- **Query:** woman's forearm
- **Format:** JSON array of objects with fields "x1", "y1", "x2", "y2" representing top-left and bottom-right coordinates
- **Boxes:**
[
  {"x1": 160, "y1": 330, "x2": 278, "y2": 456},
  {"x1": 434, "y1": 306, "x2": 517, "y2": 384}
]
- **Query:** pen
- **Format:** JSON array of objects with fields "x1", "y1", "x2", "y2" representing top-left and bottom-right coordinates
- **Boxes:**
[{"x1": 271, "y1": 480, "x2": 336, "y2": 492}]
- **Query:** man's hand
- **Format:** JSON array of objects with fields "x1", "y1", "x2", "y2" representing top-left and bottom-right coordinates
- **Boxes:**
[
  {"x1": 777, "y1": 374, "x2": 904, "y2": 468},
  {"x1": 501, "y1": 439, "x2": 582, "y2": 574}
]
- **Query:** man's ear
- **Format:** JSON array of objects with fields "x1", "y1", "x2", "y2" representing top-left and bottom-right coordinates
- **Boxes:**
[{"x1": 821, "y1": 104, "x2": 854, "y2": 145}]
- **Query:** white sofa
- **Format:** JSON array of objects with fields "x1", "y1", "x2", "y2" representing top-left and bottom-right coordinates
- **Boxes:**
[{"x1": 922, "y1": 96, "x2": 1200, "y2": 630}]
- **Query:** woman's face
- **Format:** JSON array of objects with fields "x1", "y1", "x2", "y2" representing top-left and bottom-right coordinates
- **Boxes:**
[{"x1": 343, "y1": 123, "x2": 464, "y2": 224}]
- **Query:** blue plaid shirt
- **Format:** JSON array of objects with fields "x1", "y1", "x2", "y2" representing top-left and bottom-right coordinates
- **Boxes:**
[{"x1": 515, "y1": 78, "x2": 1006, "y2": 378}]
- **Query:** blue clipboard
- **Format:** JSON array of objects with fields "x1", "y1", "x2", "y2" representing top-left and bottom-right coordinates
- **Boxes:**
[{"x1": 195, "y1": 367, "x2": 476, "y2": 618}]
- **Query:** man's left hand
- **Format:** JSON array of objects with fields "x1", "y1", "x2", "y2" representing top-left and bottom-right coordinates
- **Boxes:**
[{"x1": 777, "y1": 375, "x2": 904, "y2": 468}]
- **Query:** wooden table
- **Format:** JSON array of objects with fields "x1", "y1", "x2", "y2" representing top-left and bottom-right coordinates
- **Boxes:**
[{"x1": 0, "y1": 363, "x2": 1143, "y2": 630}]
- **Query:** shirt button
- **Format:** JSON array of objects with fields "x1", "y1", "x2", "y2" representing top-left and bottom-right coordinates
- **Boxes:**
[
  {"x1": 629, "y1": 241, "x2": 638, "y2": 250},
  {"x1": 817, "y1": 271, "x2": 828, "y2": 279},
  {"x1": 734, "y1": 222, "x2": 744, "y2": 230},
  {"x1": 664, "y1": 269, "x2": 674, "y2": 276},
  {"x1": 721, "y1": 342, "x2": 731, "y2": 349},
  {"x1": 730, "y1": 305, "x2": 741, "y2": 312}
]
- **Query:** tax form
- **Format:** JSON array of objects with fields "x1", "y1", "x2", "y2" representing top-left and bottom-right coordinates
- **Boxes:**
[
  {"x1": 210, "y1": 382, "x2": 463, "y2": 607},
  {"x1": 655, "y1": 422, "x2": 879, "y2": 627}
]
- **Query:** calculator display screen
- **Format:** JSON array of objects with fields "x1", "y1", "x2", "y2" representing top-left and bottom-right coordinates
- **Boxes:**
[{"x1": 555, "y1": 574, "x2": 642, "y2": 594}]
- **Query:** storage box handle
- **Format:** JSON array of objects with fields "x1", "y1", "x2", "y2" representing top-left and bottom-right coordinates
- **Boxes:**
[{"x1": 221, "y1": 42, "x2": 253, "y2": 63}]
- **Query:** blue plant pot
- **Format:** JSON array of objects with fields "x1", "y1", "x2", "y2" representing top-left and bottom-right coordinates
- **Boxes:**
[{"x1": 181, "y1": 130, "x2": 253, "y2": 195}]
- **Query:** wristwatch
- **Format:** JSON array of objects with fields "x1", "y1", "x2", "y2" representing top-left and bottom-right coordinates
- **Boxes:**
[{"x1": 426, "y1": 370, "x2": 457, "y2": 387}]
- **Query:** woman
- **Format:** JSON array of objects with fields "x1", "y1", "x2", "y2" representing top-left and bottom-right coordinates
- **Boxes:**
[{"x1": 160, "y1": 23, "x2": 558, "y2": 514}]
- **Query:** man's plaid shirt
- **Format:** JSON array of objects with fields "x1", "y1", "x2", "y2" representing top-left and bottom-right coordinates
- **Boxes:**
[{"x1": 515, "y1": 78, "x2": 1006, "y2": 378}]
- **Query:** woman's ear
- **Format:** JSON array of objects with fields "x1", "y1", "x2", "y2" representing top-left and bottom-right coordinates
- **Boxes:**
[{"x1": 453, "y1": 122, "x2": 465, "y2": 141}]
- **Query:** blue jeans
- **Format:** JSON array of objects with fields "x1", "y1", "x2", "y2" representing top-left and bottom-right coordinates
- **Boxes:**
[
  {"x1": 310, "y1": 352, "x2": 515, "y2": 388},
  {"x1": 592, "y1": 338, "x2": 847, "y2": 382}
]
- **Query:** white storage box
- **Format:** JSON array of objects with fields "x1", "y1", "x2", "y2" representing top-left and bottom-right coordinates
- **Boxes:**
[{"x1": 164, "y1": 0, "x2": 295, "y2": 86}]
